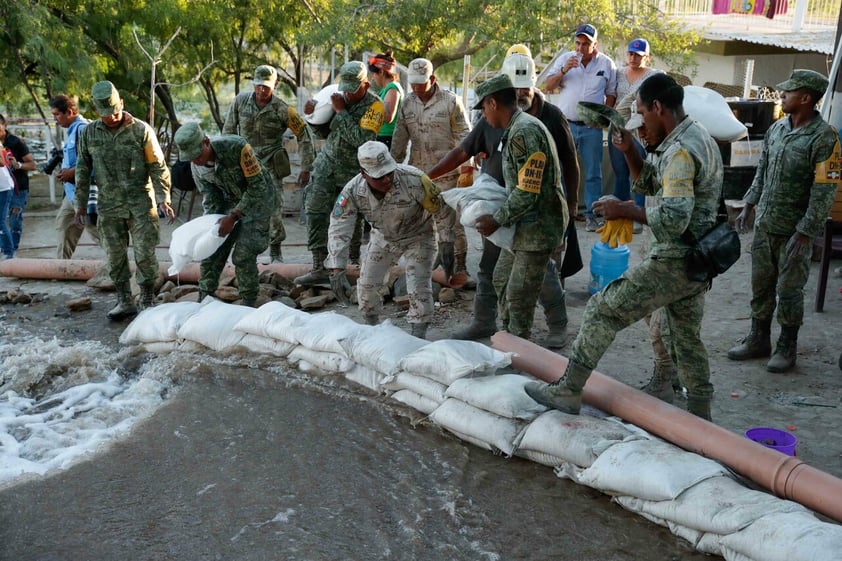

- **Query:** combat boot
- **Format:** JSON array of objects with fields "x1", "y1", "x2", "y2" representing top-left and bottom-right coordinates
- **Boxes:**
[
  {"x1": 107, "y1": 284, "x2": 138, "y2": 321},
  {"x1": 726, "y1": 318, "x2": 772, "y2": 360},
  {"x1": 687, "y1": 394, "x2": 712, "y2": 421},
  {"x1": 640, "y1": 363, "x2": 676, "y2": 404},
  {"x1": 293, "y1": 250, "x2": 330, "y2": 286},
  {"x1": 410, "y1": 322, "x2": 428, "y2": 339},
  {"x1": 524, "y1": 361, "x2": 592, "y2": 415},
  {"x1": 363, "y1": 314, "x2": 379, "y2": 325},
  {"x1": 544, "y1": 323, "x2": 568, "y2": 349},
  {"x1": 269, "y1": 244, "x2": 283, "y2": 264},
  {"x1": 452, "y1": 291, "x2": 497, "y2": 340},
  {"x1": 138, "y1": 285, "x2": 156, "y2": 311},
  {"x1": 767, "y1": 326, "x2": 798, "y2": 373}
]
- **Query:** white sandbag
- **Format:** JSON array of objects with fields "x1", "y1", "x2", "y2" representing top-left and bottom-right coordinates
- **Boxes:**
[
  {"x1": 288, "y1": 346, "x2": 355, "y2": 373},
  {"x1": 398, "y1": 340, "x2": 513, "y2": 385},
  {"x1": 167, "y1": 214, "x2": 228, "y2": 276},
  {"x1": 344, "y1": 364, "x2": 385, "y2": 392},
  {"x1": 614, "y1": 475, "x2": 807, "y2": 536},
  {"x1": 429, "y1": 398, "x2": 525, "y2": 456},
  {"x1": 514, "y1": 410, "x2": 635, "y2": 467},
  {"x1": 235, "y1": 334, "x2": 296, "y2": 357},
  {"x1": 683, "y1": 86, "x2": 748, "y2": 142},
  {"x1": 441, "y1": 174, "x2": 516, "y2": 249},
  {"x1": 142, "y1": 341, "x2": 182, "y2": 354},
  {"x1": 304, "y1": 84, "x2": 339, "y2": 125},
  {"x1": 339, "y1": 321, "x2": 427, "y2": 375},
  {"x1": 445, "y1": 374, "x2": 545, "y2": 420},
  {"x1": 381, "y1": 371, "x2": 447, "y2": 403},
  {"x1": 176, "y1": 299, "x2": 253, "y2": 351},
  {"x1": 294, "y1": 311, "x2": 367, "y2": 355},
  {"x1": 233, "y1": 301, "x2": 308, "y2": 340},
  {"x1": 572, "y1": 437, "x2": 730, "y2": 501},
  {"x1": 120, "y1": 301, "x2": 202, "y2": 344},
  {"x1": 460, "y1": 200, "x2": 516, "y2": 249},
  {"x1": 718, "y1": 511, "x2": 842, "y2": 561},
  {"x1": 389, "y1": 389, "x2": 439, "y2": 415}
]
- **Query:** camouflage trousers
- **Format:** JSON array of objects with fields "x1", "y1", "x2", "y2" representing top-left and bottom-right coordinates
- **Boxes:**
[
  {"x1": 268, "y1": 173, "x2": 286, "y2": 247},
  {"x1": 434, "y1": 176, "x2": 467, "y2": 262},
  {"x1": 357, "y1": 230, "x2": 436, "y2": 324},
  {"x1": 304, "y1": 159, "x2": 362, "y2": 256},
  {"x1": 750, "y1": 225, "x2": 811, "y2": 327},
  {"x1": 200, "y1": 213, "x2": 270, "y2": 302},
  {"x1": 492, "y1": 248, "x2": 553, "y2": 339},
  {"x1": 98, "y1": 207, "x2": 160, "y2": 288},
  {"x1": 570, "y1": 255, "x2": 712, "y2": 398},
  {"x1": 646, "y1": 308, "x2": 673, "y2": 368}
]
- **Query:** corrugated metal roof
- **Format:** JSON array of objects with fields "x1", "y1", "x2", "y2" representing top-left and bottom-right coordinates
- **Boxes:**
[{"x1": 701, "y1": 29, "x2": 836, "y2": 54}]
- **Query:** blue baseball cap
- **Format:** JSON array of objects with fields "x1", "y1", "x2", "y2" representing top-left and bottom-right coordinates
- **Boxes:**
[
  {"x1": 575, "y1": 24, "x2": 597, "y2": 42},
  {"x1": 628, "y1": 38, "x2": 650, "y2": 55}
]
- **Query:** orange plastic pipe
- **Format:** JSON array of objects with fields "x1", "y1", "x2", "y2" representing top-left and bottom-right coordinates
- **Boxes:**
[
  {"x1": 491, "y1": 331, "x2": 842, "y2": 524},
  {"x1": 0, "y1": 258, "x2": 455, "y2": 286}
]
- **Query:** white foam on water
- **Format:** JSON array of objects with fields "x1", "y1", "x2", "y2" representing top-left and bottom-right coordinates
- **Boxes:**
[{"x1": 0, "y1": 336, "x2": 175, "y2": 490}]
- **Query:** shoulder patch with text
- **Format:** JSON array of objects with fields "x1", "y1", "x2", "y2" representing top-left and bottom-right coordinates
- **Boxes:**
[
  {"x1": 420, "y1": 175, "x2": 442, "y2": 213},
  {"x1": 517, "y1": 152, "x2": 546, "y2": 194},
  {"x1": 661, "y1": 148, "x2": 695, "y2": 198},
  {"x1": 287, "y1": 108, "x2": 306, "y2": 136},
  {"x1": 240, "y1": 144, "x2": 261, "y2": 177},
  {"x1": 815, "y1": 138, "x2": 842, "y2": 185},
  {"x1": 359, "y1": 101, "x2": 385, "y2": 134}
]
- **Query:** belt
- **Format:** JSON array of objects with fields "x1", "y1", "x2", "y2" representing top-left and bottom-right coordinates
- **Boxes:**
[{"x1": 568, "y1": 120, "x2": 586, "y2": 126}]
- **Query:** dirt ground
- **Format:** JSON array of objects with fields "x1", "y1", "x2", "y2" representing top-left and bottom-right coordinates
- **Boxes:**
[{"x1": 4, "y1": 174, "x2": 842, "y2": 486}]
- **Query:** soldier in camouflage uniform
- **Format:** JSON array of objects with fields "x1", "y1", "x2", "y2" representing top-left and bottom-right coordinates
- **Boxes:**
[
  {"x1": 326, "y1": 141, "x2": 453, "y2": 338},
  {"x1": 75, "y1": 81, "x2": 174, "y2": 321},
  {"x1": 222, "y1": 65, "x2": 314, "y2": 263},
  {"x1": 173, "y1": 123, "x2": 274, "y2": 307},
  {"x1": 391, "y1": 58, "x2": 470, "y2": 280},
  {"x1": 526, "y1": 73, "x2": 723, "y2": 420},
  {"x1": 729, "y1": 69, "x2": 840, "y2": 373},
  {"x1": 294, "y1": 61, "x2": 385, "y2": 286},
  {"x1": 472, "y1": 75, "x2": 569, "y2": 342}
]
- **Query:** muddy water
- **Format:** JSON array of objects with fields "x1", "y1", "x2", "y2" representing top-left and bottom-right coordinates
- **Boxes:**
[{"x1": 0, "y1": 344, "x2": 705, "y2": 561}]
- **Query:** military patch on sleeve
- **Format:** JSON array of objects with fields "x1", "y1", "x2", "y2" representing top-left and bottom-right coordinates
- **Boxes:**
[
  {"x1": 420, "y1": 175, "x2": 442, "y2": 213},
  {"x1": 287, "y1": 108, "x2": 306, "y2": 136},
  {"x1": 517, "y1": 152, "x2": 546, "y2": 194},
  {"x1": 360, "y1": 101, "x2": 385, "y2": 134},
  {"x1": 815, "y1": 138, "x2": 842, "y2": 184},
  {"x1": 661, "y1": 148, "x2": 695, "y2": 198},
  {"x1": 509, "y1": 134, "x2": 528, "y2": 160},
  {"x1": 333, "y1": 193, "x2": 350, "y2": 217},
  {"x1": 144, "y1": 137, "x2": 165, "y2": 163},
  {"x1": 240, "y1": 144, "x2": 261, "y2": 177}
]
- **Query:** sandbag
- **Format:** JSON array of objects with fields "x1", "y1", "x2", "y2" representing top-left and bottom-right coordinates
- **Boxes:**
[
  {"x1": 233, "y1": 301, "x2": 308, "y2": 341},
  {"x1": 683, "y1": 86, "x2": 748, "y2": 142},
  {"x1": 344, "y1": 364, "x2": 385, "y2": 392},
  {"x1": 120, "y1": 301, "x2": 201, "y2": 344},
  {"x1": 339, "y1": 321, "x2": 427, "y2": 375},
  {"x1": 381, "y1": 371, "x2": 447, "y2": 403},
  {"x1": 614, "y1": 475, "x2": 807, "y2": 536},
  {"x1": 429, "y1": 398, "x2": 525, "y2": 456},
  {"x1": 235, "y1": 334, "x2": 297, "y2": 357},
  {"x1": 514, "y1": 410, "x2": 634, "y2": 468},
  {"x1": 293, "y1": 311, "x2": 367, "y2": 355},
  {"x1": 562, "y1": 437, "x2": 731, "y2": 501},
  {"x1": 167, "y1": 214, "x2": 228, "y2": 276},
  {"x1": 288, "y1": 346, "x2": 355, "y2": 373},
  {"x1": 389, "y1": 389, "x2": 439, "y2": 415},
  {"x1": 398, "y1": 340, "x2": 513, "y2": 385},
  {"x1": 444, "y1": 374, "x2": 546, "y2": 420},
  {"x1": 304, "y1": 84, "x2": 339, "y2": 126},
  {"x1": 176, "y1": 299, "x2": 253, "y2": 351},
  {"x1": 718, "y1": 511, "x2": 842, "y2": 561},
  {"x1": 440, "y1": 174, "x2": 516, "y2": 249}
]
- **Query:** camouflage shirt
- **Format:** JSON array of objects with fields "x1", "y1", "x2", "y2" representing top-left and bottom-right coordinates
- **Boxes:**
[
  {"x1": 391, "y1": 84, "x2": 470, "y2": 180},
  {"x1": 222, "y1": 91, "x2": 314, "y2": 180},
  {"x1": 493, "y1": 110, "x2": 569, "y2": 251},
  {"x1": 325, "y1": 164, "x2": 452, "y2": 269},
  {"x1": 191, "y1": 135, "x2": 274, "y2": 220},
  {"x1": 744, "y1": 112, "x2": 840, "y2": 238},
  {"x1": 318, "y1": 91, "x2": 384, "y2": 169},
  {"x1": 633, "y1": 117, "x2": 723, "y2": 257},
  {"x1": 75, "y1": 112, "x2": 171, "y2": 214}
]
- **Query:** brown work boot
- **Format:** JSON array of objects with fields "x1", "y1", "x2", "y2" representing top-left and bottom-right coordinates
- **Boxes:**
[
  {"x1": 269, "y1": 243, "x2": 283, "y2": 264},
  {"x1": 727, "y1": 318, "x2": 772, "y2": 360},
  {"x1": 686, "y1": 394, "x2": 712, "y2": 421},
  {"x1": 138, "y1": 285, "x2": 156, "y2": 311},
  {"x1": 767, "y1": 326, "x2": 798, "y2": 373},
  {"x1": 107, "y1": 283, "x2": 138, "y2": 321},
  {"x1": 640, "y1": 363, "x2": 676, "y2": 404},
  {"x1": 293, "y1": 250, "x2": 330, "y2": 286},
  {"x1": 524, "y1": 361, "x2": 591, "y2": 415}
]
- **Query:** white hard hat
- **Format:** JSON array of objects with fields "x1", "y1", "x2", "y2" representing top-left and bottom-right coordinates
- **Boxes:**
[{"x1": 500, "y1": 53, "x2": 536, "y2": 89}]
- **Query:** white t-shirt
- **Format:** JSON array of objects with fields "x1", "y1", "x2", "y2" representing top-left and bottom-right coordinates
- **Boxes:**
[{"x1": 0, "y1": 165, "x2": 13, "y2": 192}]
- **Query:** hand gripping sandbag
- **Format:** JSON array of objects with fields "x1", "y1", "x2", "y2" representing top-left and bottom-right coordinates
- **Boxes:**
[
  {"x1": 168, "y1": 214, "x2": 228, "y2": 276},
  {"x1": 684, "y1": 222, "x2": 741, "y2": 283}
]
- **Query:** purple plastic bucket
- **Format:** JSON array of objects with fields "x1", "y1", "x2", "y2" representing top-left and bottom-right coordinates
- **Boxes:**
[{"x1": 744, "y1": 427, "x2": 798, "y2": 456}]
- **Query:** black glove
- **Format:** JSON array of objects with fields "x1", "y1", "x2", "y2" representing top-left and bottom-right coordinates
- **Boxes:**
[
  {"x1": 329, "y1": 270, "x2": 352, "y2": 307},
  {"x1": 437, "y1": 241, "x2": 455, "y2": 281}
]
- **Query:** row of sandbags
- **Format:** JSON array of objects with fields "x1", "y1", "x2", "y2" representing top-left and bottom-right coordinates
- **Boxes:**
[{"x1": 120, "y1": 300, "x2": 842, "y2": 560}]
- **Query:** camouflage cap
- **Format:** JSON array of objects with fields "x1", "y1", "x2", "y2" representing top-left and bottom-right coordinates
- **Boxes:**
[
  {"x1": 358, "y1": 140, "x2": 396, "y2": 178},
  {"x1": 91, "y1": 81, "x2": 121, "y2": 117},
  {"x1": 472, "y1": 74, "x2": 515, "y2": 110},
  {"x1": 173, "y1": 122, "x2": 206, "y2": 162},
  {"x1": 338, "y1": 61, "x2": 367, "y2": 93},
  {"x1": 253, "y1": 65, "x2": 278, "y2": 88},
  {"x1": 407, "y1": 58, "x2": 434, "y2": 85},
  {"x1": 776, "y1": 69, "x2": 829, "y2": 95}
]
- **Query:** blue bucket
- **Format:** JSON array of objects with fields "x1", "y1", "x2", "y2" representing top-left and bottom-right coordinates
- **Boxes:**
[{"x1": 588, "y1": 242, "x2": 630, "y2": 295}]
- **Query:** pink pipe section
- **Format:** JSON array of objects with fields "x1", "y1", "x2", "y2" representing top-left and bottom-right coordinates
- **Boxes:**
[
  {"x1": 491, "y1": 331, "x2": 842, "y2": 525},
  {"x1": 0, "y1": 258, "x2": 454, "y2": 286}
]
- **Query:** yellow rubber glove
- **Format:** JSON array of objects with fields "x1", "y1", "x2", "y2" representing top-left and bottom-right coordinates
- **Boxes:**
[
  {"x1": 596, "y1": 220, "x2": 616, "y2": 246},
  {"x1": 618, "y1": 218, "x2": 634, "y2": 246}
]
